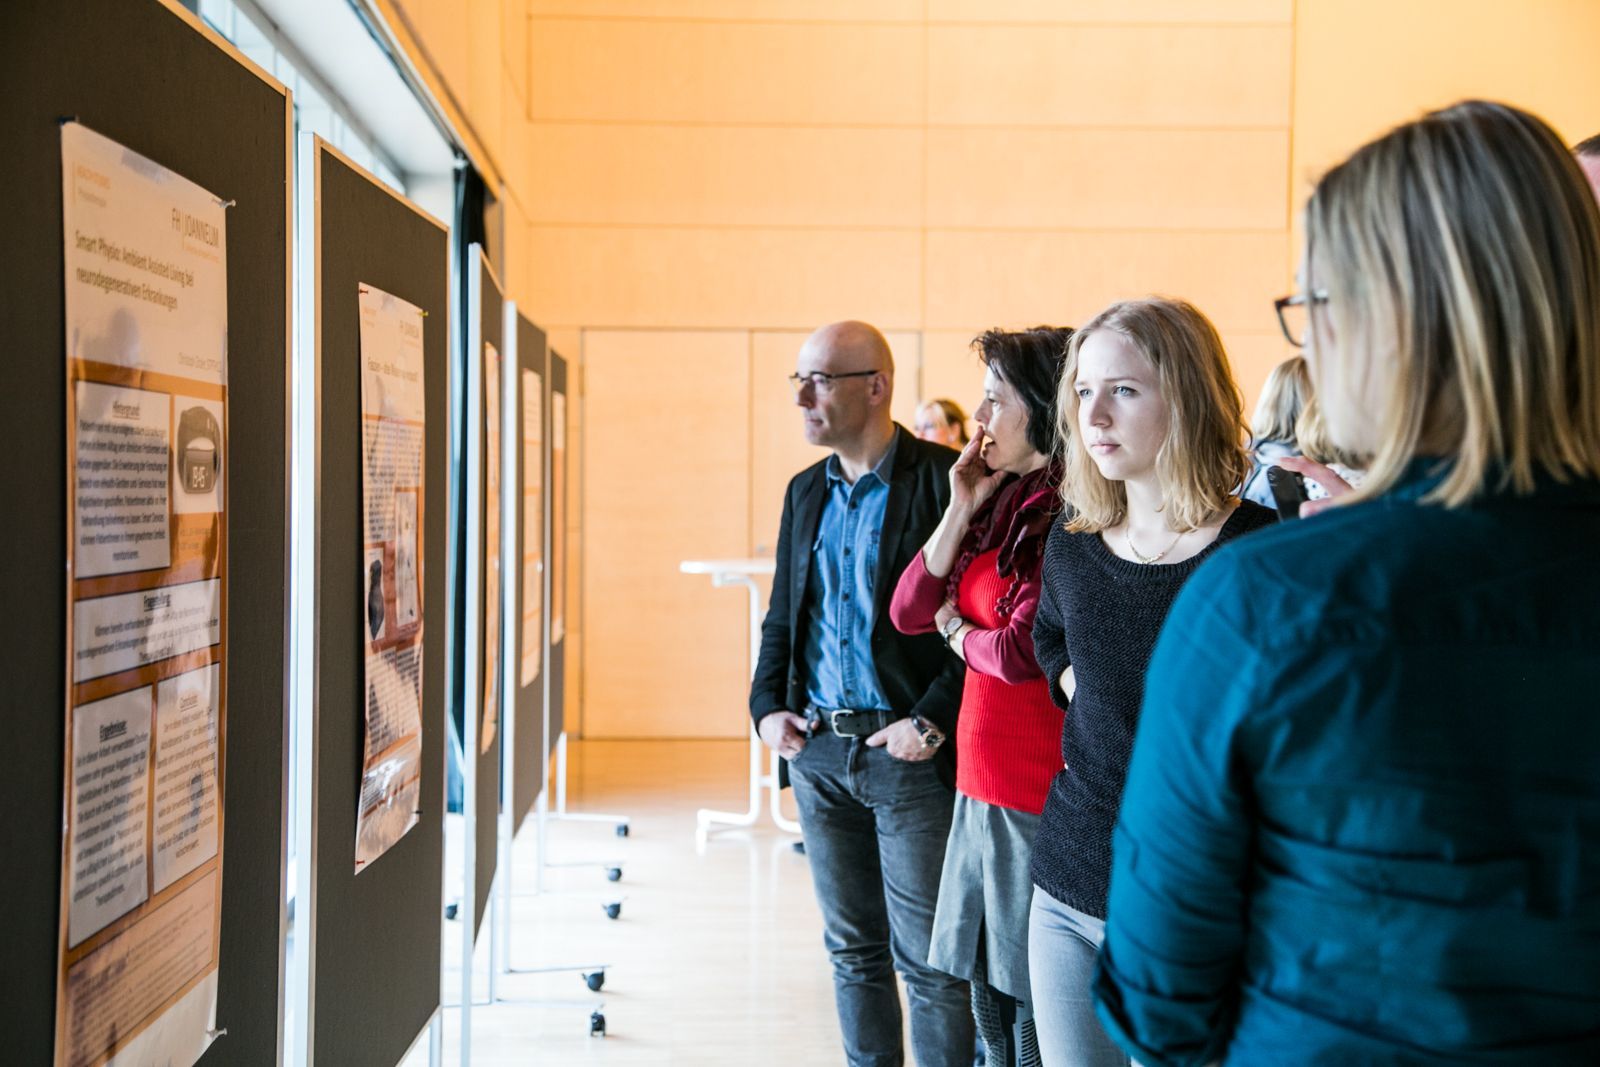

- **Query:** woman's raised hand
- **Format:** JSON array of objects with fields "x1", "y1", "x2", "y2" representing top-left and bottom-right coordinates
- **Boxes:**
[
  {"x1": 949, "y1": 430, "x2": 1008, "y2": 514},
  {"x1": 1275, "y1": 455, "x2": 1354, "y2": 518}
]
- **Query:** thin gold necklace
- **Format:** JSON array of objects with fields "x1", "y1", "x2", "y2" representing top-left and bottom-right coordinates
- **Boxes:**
[{"x1": 1126, "y1": 525, "x2": 1182, "y2": 565}]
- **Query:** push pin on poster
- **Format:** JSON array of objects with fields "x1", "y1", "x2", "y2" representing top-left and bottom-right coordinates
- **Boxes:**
[
  {"x1": 207, "y1": 1028, "x2": 229, "y2": 1039},
  {"x1": 216, "y1": 197, "x2": 236, "y2": 209}
]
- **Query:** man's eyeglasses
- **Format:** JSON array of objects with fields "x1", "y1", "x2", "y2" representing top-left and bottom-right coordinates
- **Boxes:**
[
  {"x1": 788, "y1": 369, "x2": 881, "y2": 394},
  {"x1": 1273, "y1": 290, "x2": 1331, "y2": 348}
]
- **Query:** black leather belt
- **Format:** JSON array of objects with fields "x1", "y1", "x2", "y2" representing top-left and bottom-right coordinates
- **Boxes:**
[{"x1": 806, "y1": 705, "x2": 905, "y2": 738}]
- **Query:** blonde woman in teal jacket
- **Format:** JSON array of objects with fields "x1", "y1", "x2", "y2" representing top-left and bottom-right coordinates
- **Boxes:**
[{"x1": 1094, "y1": 100, "x2": 1600, "y2": 1066}]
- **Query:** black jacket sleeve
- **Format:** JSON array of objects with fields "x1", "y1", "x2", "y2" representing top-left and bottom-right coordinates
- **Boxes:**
[
  {"x1": 749, "y1": 479, "x2": 796, "y2": 725},
  {"x1": 907, "y1": 647, "x2": 964, "y2": 736},
  {"x1": 1032, "y1": 523, "x2": 1073, "y2": 715}
]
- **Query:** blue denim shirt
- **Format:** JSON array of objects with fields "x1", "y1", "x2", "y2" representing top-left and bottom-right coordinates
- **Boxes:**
[
  {"x1": 1092, "y1": 465, "x2": 1600, "y2": 1065},
  {"x1": 802, "y1": 435, "x2": 898, "y2": 712}
]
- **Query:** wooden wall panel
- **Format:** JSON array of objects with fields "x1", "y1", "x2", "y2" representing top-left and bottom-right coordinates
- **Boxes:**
[
  {"x1": 925, "y1": 128, "x2": 1287, "y2": 231},
  {"x1": 466, "y1": 0, "x2": 506, "y2": 162},
  {"x1": 1289, "y1": 0, "x2": 1600, "y2": 260},
  {"x1": 523, "y1": 227, "x2": 924, "y2": 329},
  {"x1": 927, "y1": 24, "x2": 1292, "y2": 128},
  {"x1": 920, "y1": 330, "x2": 988, "y2": 430},
  {"x1": 927, "y1": 0, "x2": 1291, "y2": 23},
  {"x1": 519, "y1": 125, "x2": 924, "y2": 227},
  {"x1": 503, "y1": 0, "x2": 529, "y2": 109},
  {"x1": 923, "y1": 229, "x2": 1287, "y2": 335},
  {"x1": 583, "y1": 331, "x2": 751, "y2": 738},
  {"x1": 527, "y1": 1, "x2": 922, "y2": 19},
  {"x1": 528, "y1": 20, "x2": 925, "y2": 124}
]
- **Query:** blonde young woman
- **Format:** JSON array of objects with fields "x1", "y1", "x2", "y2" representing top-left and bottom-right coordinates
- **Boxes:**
[
  {"x1": 1093, "y1": 101, "x2": 1600, "y2": 1064},
  {"x1": 1025, "y1": 298, "x2": 1275, "y2": 1066}
]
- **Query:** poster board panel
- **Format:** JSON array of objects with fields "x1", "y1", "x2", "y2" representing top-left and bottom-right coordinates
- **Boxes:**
[
  {"x1": 313, "y1": 143, "x2": 448, "y2": 1067},
  {"x1": 0, "y1": 3, "x2": 290, "y2": 1065},
  {"x1": 468, "y1": 250, "x2": 504, "y2": 938},
  {"x1": 512, "y1": 314, "x2": 547, "y2": 831},
  {"x1": 549, "y1": 350, "x2": 569, "y2": 747}
]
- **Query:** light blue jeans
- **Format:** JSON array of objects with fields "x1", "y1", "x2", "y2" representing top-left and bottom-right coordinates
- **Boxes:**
[{"x1": 1028, "y1": 886, "x2": 1133, "y2": 1067}]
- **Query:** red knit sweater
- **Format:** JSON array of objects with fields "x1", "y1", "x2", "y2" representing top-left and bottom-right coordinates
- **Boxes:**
[{"x1": 953, "y1": 549, "x2": 1063, "y2": 813}]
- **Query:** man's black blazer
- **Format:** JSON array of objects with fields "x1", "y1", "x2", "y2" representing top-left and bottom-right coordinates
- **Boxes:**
[{"x1": 750, "y1": 425, "x2": 964, "y2": 779}]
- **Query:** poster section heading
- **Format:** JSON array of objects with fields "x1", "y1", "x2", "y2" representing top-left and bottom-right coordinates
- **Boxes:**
[{"x1": 59, "y1": 122, "x2": 227, "y2": 1067}]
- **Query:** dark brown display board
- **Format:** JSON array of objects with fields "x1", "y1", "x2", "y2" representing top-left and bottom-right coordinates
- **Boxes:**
[
  {"x1": 467, "y1": 248, "x2": 504, "y2": 938},
  {"x1": 549, "y1": 350, "x2": 570, "y2": 747},
  {"x1": 0, "y1": 2, "x2": 290, "y2": 1065},
  {"x1": 511, "y1": 313, "x2": 548, "y2": 831},
  {"x1": 309, "y1": 141, "x2": 448, "y2": 1067}
]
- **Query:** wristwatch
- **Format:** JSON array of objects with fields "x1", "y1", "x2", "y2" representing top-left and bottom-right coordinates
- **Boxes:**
[
  {"x1": 912, "y1": 715, "x2": 946, "y2": 751},
  {"x1": 941, "y1": 614, "x2": 966, "y2": 646}
]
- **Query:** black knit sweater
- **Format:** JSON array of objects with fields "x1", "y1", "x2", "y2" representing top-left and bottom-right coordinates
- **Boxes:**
[{"x1": 1028, "y1": 501, "x2": 1276, "y2": 918}]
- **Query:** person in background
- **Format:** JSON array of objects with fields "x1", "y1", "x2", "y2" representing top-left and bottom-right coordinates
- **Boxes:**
[
  {"x1": 1576, "y1": 131, "x2": 1600, "y2": 200},
  {"x1": 917, "y1": 398, "x2": 973, "y2": 448},
  {"x1": 1025, "y1": 298, "x2": 1275, "y2": 1066},
  {"x1": 890, "y1": 327, "x2": 1074, "y2": 1067},
  {"x1": 1239, "y1": 355, "x2": 1311, "y2": 508},
  {"x1": 749, "y1": 320, "x2": 974, "y2": 1067},
  {"x1": 1094, "y1": 100, "x2": 1600, "y2": 1065}
]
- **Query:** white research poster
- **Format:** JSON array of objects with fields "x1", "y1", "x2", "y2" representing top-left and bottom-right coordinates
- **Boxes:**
[
  {"x1": 59, "y1": 122, "x2": 226, "y2": 1067},
  {"x1": 354, "y1": 284, "x2": 427, "y2": 871}
]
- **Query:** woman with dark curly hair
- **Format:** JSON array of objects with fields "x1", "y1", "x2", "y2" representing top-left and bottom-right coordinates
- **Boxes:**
[{"x1": 891, "y1": 325, "x2": 1074, "y2": 1067}]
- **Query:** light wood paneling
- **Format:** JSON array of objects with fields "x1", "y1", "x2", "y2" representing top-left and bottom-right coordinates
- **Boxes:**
[
  {"x1": 925, "y1": 128, "x2": 1287, "y2": 230},
  {"x1": 528, "y1": 20, "x2": 925, "y2": 124},
  {"x1": 923, "y1": 229, "x2": 1287, "y2": 335},
  {"x1": 583, "y1": 331, "x2": 751, "y2": 738},
  {"x1": 920, "y1": 330, "x2": 988, "y2": 425},
  {"x1": 392, "y1": 0, "x2": 470, "y2": 109},
  {"x1": 927, "y1": 24, "x2": 1292, "y2": 128},
  {"x1": 928, "y1": 0, "x2": 1291, "y2": 23},
  {"x1": 748, "y1": 330, "x2": 920, "y2": 559},
  {"x1": 519, "y1": 125, "x2": 925, "y2": 227},
  {"x1": 1288, "y1": 0, "x2": 1600, "y2": 262},
  {"x1": 502, "y1": 0, "x2": 529, "y2": 109},
  {"x1": 466, "y1": 0, "x2": 506, "y2": 162},
  {"x1": 528, "y1": 0, "x2": 922, "y2": 18},
  {"x1": 1225, "y1": 331, "x2": 1292, "y2": 417},
  {"x1": 524, "y1": 227, "x2": 924, "y2": 330}
]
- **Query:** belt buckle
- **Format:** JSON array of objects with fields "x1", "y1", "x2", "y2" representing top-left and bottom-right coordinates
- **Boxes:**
[{"x1": 829, "y1": 709, "x2": 851, "y2": 737}]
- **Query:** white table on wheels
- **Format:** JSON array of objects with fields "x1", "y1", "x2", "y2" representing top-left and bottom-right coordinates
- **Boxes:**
[{"x1": 680, "y1": 557, "x2": 802, "y2": 836}]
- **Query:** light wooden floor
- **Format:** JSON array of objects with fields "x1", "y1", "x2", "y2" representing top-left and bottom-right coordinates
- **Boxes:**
[{"x1": 404, "y1": 739, "x2": 847, "y2": 1065}]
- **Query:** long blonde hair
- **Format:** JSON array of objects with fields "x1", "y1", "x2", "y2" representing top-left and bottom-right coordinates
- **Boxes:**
[
  {"x1": 1251, "y1": 356, "x2": 1311, "y2": 443},
  {"x1": 1056, "y1": 298, "x2": 1250, "y2": 533},
  {"x1": 1306, "y1": 100, "x2": 1600, "y2": 506}
]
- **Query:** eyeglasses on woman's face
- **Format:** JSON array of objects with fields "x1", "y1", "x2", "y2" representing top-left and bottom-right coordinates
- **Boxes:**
[
  {"x1": 787, "y1": 369, "x2": 880, "y2": 395},
  {"x1": 1273, "y1": 290, "x2": 1331, "y2": 348}
]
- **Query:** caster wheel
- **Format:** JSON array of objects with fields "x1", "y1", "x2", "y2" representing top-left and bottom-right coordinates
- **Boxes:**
[
  {"x1": 583, "y1": 970, "x2": 605, "y2": 992},
  {"x1": 444, "y1": 902, "x2": 460, "y2": 921},
  {"x1": 615, "y1": 823, "x2": 630, "y2": 838},
  {"x1": 792, "y1": 841, "x2": 806, "y2": 855},
  {"x1": 606, "y1": 866, "x2": 623, "y2": 883},
  {"x1": 603, "y1": 901, "x2": 622, "y2": 920},
  {"x1": 589, "y1": 1011, "x2": 606, "y2": 1038}
]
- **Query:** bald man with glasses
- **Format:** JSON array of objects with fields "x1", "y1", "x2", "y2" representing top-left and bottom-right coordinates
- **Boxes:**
[{"x1": 751, "y1": 320, "x2": 972, "y2": 1067}]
